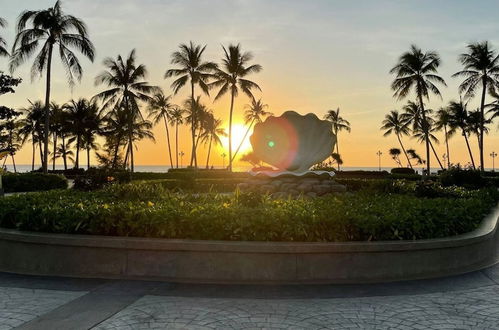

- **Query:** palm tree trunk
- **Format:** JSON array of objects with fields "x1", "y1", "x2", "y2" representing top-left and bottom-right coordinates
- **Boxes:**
[
  {"x1": 163, "y1": 115, "x2": 174, "y2": 169},
  {"x1": 418, "y1": 92, "x2": 431, "y2": 175},
  {"x1": 11, "y1": 154, "x2": 16, "y2": 173},
  {"x1": 228, "y1": 90, "x2": 235, "y2": 172},
  {"x1": 87, "y1": 146, "x2": 90, "y2": 169},
  {"x1": 175, "y1": 123, "x2": 179, "y2": 168},
  {"x1": 206, "y1": 137, "x2": 212, "y2": 169},
  {"x1": 42, "y1": 43, "x2": 54, "y2": 174},
  {"x1": 75, "y1": 135, "x2": 80, "y2": 169},
  {"x1": 112, "y1": 135, "x2": 121, "y2": 169},
  {"x1": 444, "y1": 125, "x2": 450, "y2": 168},
  {"x1": 124, "y1": 92, "x2": 134, "y2": 172},
  {"x1": 189, "y1": 81, "x2": 197, "y2": 168},
  {"x1": 335, "y1": 128, "x2": 340, "y2": 171},
  {"x1": 31, "y1": 137, "x2": 35, "y2": 171},
  {"x1": 38, "y1": 140, "x2": 44, "y2": 168},
  {"x1": 479, "y1": 76, "x2": 486, "y2": 172},
  {"x1": 463, "y1": 131, "x2": 476, "y2": 169},
  {"x1": 231, "y1": 119, "x2": 255, "y2": 163},
  {"x1": 62, "y1": 136, "x2": 67, "y2": 170},
  {"x1": 429, "y1": 140, "x2": 444, "y2": 170},
  {"x1": 396, "y1": 134, "x2": 413, "y2": 169},
  {"x1": 52, "y1": 132, "x2": 57, "y2": 171}
]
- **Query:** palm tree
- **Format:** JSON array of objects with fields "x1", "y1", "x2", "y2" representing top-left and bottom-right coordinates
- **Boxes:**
[
  {"x1": 9, "y1": 1, "x2": 95, "y2": 173},
  {"x1": 231, "y1": 98, "x2": 272, "y2": 163},
  {"x1": 64, "y1": 98, "x2": 93, "y2": 169},
  {"x1": 165, "y1": 41, "x2": 217, "y2": 168},
  {"x1": 210, "y1": 44, "x2": 262, "y2": 171},
  {"x1": 390, "y1": 45, "x2": 447, "y2": 175},
  {"x1": 467, "y1": 109, "x2": 491, "y2": 153},
  {"x1": 53, "y1": 141, "x2": 75, "y2": 169},
  {"x1": 169, "y1": 106, "x2": 185, "y2": 168},
  {"x1": 0, "y1": 17, "x2": 8, "y2": 57},
  {"x1": 49, "y1": 102, "x2": 64, "y2": 170},
  {"x1": 435, "y1": 107, "x2": 453, "y2": 168},
  {"x1": 401, "y1": 102, "x2": 444, "y2": 170},
  {"x1": 447, "y1": 100, "x2": 476, "y2": 168},
  {"x1": 201, "y1": 113, "x2": 226, "y2": 168},
  {"x1": 101, "y1": 104, "x2": 129, "y2": 169},
  {"x1": 453, "y1": 41, "x2": 499, "y2": 171},
  {"x1": 18, "y1": 100, "x2": 45, "y2": 170},
  {"x1": 381, "y1": 110, "x2": 412, "y2": 168},
  {"x1": 94, "y1": 49, "x2": 158, "y2": 172},
  {"x1": 324, "y1": 108, "x2": 351, "y2": 170},
  {"x1": 81, "y1": 102, "x2": 102, "y2": 169},
  {"x1": 147, "y1": 91, "x2": 176, "y2": 169}
]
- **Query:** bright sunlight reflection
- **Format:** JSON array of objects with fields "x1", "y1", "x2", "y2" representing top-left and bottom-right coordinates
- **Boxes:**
[{"x1": 220, "y1": 123, "x2": 253, "y2": 156}]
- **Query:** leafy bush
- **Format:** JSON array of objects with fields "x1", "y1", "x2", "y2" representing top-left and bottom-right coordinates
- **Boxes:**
[
  {"x1": 335, "y1": 170, "x2": 389, "y2": 179},
  {"x1": 131, "y1": 170, "x2": 250, "y2": 181},
  {"x1": 0, "y1": 183, "x2": 496, "y2": 242},
  {"x1": 391, "y1": 167, "x2": 415, "y2": 175},
  {"x1": 2, "y1": 173, "x2": 68, "y2": 193},
  {"x1": 439, "y1": 166, "x2": 485, "y2": 188},
  {"x1": 73, "y1": 168, "x2": 131, "y2": 191}
]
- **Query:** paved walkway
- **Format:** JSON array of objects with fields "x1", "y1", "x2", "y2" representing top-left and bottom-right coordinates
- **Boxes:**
[{"x1": 1, "y1": 264, "x2": 499, "y2": 329}]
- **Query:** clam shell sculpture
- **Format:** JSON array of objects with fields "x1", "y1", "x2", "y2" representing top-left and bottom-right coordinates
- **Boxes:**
[{"x1": 250, "y1": 111, "x2": 336, "y2": 172}]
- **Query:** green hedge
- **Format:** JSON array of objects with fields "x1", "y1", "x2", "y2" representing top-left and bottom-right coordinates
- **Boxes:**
[
  {"x1": 0, "y1": 183, "x2": 496, "y2": 242},
  {"x1": 2, "y1": 173, "x2": 68, "y2": 193},
  {"x1": 131, "y1": 170, "x2": 250, "y2": 181}
]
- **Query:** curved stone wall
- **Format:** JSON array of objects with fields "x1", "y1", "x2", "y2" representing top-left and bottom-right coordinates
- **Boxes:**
[{"x1": 0, "y1": 205, "x2": 497, "y2": 284}]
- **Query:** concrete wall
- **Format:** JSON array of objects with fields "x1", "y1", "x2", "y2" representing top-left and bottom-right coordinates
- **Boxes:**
[{"x1": 0, "y1": 205, "x2": 498, "y2": 284}]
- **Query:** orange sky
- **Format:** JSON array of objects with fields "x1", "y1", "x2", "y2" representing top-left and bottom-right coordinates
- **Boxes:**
[{"x1": 1, "y1": 0, "x2": 498, "y2": 169}]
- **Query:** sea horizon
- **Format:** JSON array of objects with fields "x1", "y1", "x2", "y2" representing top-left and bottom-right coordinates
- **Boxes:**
[{"x1": 2, "y1": 164, "x2": 494, "y2": 174}]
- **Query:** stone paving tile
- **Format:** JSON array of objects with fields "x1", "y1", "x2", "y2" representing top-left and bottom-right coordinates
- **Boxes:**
[
  {"x1": 0, "y1": 286, "x2": 86, "y2": 329},
  {"x1": 93, "y1": 285, "x2": 499, "y2": 330}
]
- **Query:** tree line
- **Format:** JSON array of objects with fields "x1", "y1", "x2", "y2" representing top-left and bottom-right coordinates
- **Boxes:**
[
  {"x1": 383, "y1": 44, "x2": 499, "y2": 173},
  {"x1": 0, "y1": 1, "x2": 268, "y2": 173}
]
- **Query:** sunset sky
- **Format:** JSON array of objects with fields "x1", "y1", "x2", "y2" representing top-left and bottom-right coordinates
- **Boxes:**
[{"x1": 1, "y1": 0, "x2": 498, "y2": 169}]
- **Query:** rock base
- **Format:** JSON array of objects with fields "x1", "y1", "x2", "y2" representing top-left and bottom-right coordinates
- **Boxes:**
[{"x1": 237, "y1": 176, "x2": 346, "y2": 198}]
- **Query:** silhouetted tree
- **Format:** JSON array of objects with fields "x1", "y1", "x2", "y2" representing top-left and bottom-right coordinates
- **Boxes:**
[
  {"x1": 10, "y1": 1, "x2": 95, "y2": 173},
  {"x1": 211, "y1": 44, "x2": 262, "y2": 171},
  {"x1": 165, "y1": 42, "x2": 217, "y2": 168},
  {"x1": 390, "y1": 45, "x2": 446, "y2": 175},
  {"x1": 453, "y1": 41, "x2": 499, "y2": 171}
]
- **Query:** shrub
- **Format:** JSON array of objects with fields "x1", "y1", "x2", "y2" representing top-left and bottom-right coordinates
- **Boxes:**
[
  {"x1": 2, "y1": 173, "x2": 68, "y2": 193},
  {"x1": 391, "y1": 167, "x2": 415, "y2": 175},
  {"x1": 0, "y1": 183, "x2": 496, "y2": 242},
  {"x1": 439, "y1": 166, "x2": 485, "y2": 188},
  {"x1": 335, "y1": 170, "x2": 389, "y2": 179},
  {"x1": 73, "y1": 168, "x2": 131, "y2": 191}
]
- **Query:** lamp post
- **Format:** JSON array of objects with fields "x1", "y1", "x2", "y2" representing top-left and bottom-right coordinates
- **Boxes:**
[
  {"x1": 376, "y1": 150, "x2": 382, "y2": 171},
  {"x1": 179, "y1": 151, "x2": 185, "y2": 168},
  {"x1": 221, "y1": 153, "x2": 227, "y2": 169},
  {"x1": 491, "y1": 151, "x2": 497, "y2": 172}
]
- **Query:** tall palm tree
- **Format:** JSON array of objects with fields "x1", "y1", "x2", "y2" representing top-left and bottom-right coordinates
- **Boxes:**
[
  {"x1": 232, "y1": 98, "x2": 272, "y2": 163},
  {"x1": 210, "y1": 44, "x2": 262, "y2": 171},
  {"x1": 201, "y1": 113, "x2": 226, "y2": 168},
  {"x1": 53, "y1": 140, "x2": 74, "y2": 169},
  {"x1": 411, "y1": 120, "x2": 444, "y2": 170},
  {"x1": 0, "y1": 17, "x2": 8, "y2": 57},
  {"x1": 169, "y1": 106, "x2": 185, "y2": 168},
  {"x1": 390, "y1": 45, "x2": 447, "y2": 175},
  {"x1": 324, "y1": 108, "x2": 351, "y2": 170},
  {"x1": 101, "y1": 104, "x2": 129, "y2": 169},
  {"x1": 453, "y1": 41, "x2": 499, "y2": 171},
  {"x1": 467, "y1": 109, "x2": 491, "y2": 152},
  {"x1": 381, "y1": 110, "x2": 412, "y2": 168},
  {"x1": 147, "y1": 91, "x2": 176, "y2": 169},
  {"x1": 447, "y1": 100, "x2": 476, "y2": 168},
  {"x1": 435, "y1": 107, "x2": 453, "y2": 168},
  {"x1": 165, "y1": 41, "x2": 217, "y2": 168},
  {"x1": 9, "y1": 1, "x2": 95, "y2": 173},
  {"x1": 64, "y1": 99, "x2": 90, "y2": 169},
  {"x1": 93, "y1": 49, "x2": 158, "y2": 172}
]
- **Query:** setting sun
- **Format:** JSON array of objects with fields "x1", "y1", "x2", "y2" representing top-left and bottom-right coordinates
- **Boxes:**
[{"x1": 220, "y1": 123, "x2": 254, "y2": 159}]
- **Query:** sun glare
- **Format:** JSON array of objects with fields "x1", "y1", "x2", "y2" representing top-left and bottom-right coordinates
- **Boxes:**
[{"x1": 220, "y1": 123, "x2": 253, "y2": 156}]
